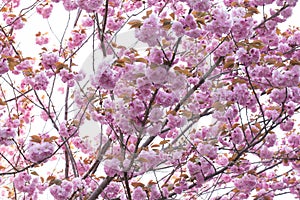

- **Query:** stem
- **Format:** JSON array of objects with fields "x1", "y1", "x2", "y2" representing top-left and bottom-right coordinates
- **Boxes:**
[
  {"x1": 87, "y1": 176, "x2": 116, "y2": 200},
  {"x1": 124, "y1": 172, "x2": 132, "y2": 200}
]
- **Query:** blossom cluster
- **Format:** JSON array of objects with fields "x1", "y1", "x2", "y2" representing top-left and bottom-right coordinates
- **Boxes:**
[
  {"x1": 26, "y1": 140, "x2": 55, "y2": 163},
  {"x1": 14, "y1": 172, "x2": 46, "y2": 199}
]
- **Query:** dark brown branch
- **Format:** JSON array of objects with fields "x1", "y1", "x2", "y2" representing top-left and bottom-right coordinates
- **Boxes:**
[
  {"x1": 87, "y1": 176, "x2": 116, "y2": 200},
  {"x1": 83, "y1": 139, "x2": 112, "y2": 179},
  {"x1": 124, "y1": 172, "x2": 132, "y2": 200},
  {"x1": 142, "y1": 56, "x2": 224, "y2": 148},
  {"x1": 253, "y1": 4, "x2": 289, "y2": 30}
]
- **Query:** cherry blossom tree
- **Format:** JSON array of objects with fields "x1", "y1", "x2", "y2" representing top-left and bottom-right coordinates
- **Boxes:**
[{"x1": 0, "y1": 0, "x2": 300, "y2": 199}]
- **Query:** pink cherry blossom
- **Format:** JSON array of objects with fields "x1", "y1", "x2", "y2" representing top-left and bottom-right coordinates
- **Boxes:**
[
  {"x1": 14, "y1": 172, "x2": 46, "y2": 199},
  {"x1": 59, "y1": 69, "x2": 75, "y2": 87},
  {"x1": 92, "y1": 67, "x2": 118, "y2": 90},
  {"x1": 104, "y1": 158, "x2": 121, "y2": 176},
  {"x1": 50, "y1": 180, "x2": 73, "y2": 200},
  {"x1": 231, "y1": 127, "x2": 244, "y2": 145},
  {"x1": 172, "y1": 21, "x2": 185, "y2": 37},
  {"x1": 280, "y1": 119, "x2": 294, "y2": 131},
  {"x1": 67, "y1": 30, "x2": 87, "y2": 50},
  {"x1": 156, "y1": 90, "x2": 179, "y2": 107},
  {"x1": 206, "y1": 7, "x2": 232, "y2": 37},
  {"x1": 0, "y1": 127, "x2": 15, "y2": 145},
  {"x1": 260, "y1": 145, "x2": 274, "y2": 160},
  {"x1": 27, "y1": 141, "x2": 55, "y2": 162},
  {"x1": 101, "y1": 182, "x2": 121, "y2": 199},
  {"x1": 3, "y1": 13, "x2": 24, "y2": 29},
  {"x1": 62, "y1": 0, "x2": 78, "y2": 11},
  {"x1": 186, "y1": 0, "x2": 210, "y2": 12},
  {"x1": 29, "y1": 72, "x2": 49, "y2": 90},
  {"x1": 135, "y1": 14, "x2": 162, "y2": 46},
  {"x1": 36, "y1": 3, "x2": 53, "y2": 18},
  {"x1": 0, "y1": 59, "x2": 9, "y2": 75},
  {"x1": 77, "y1": 0, "x2": 103, "y2": 12},
  {"x1": 132, "y1": 187, "x2": 147, "y2": 200},
  {"x1": 145, "y1": 66, "x2": 168, "y2": 84},
  {"x1": 149, "y1": 107, "x2": 163, "y2": 122},
  {"x1": 41, "y1": 52, "x2": 59, "y2": 70},
  {"x1": 234, "y1": 174, "x2": 257, "y2": 193}
]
